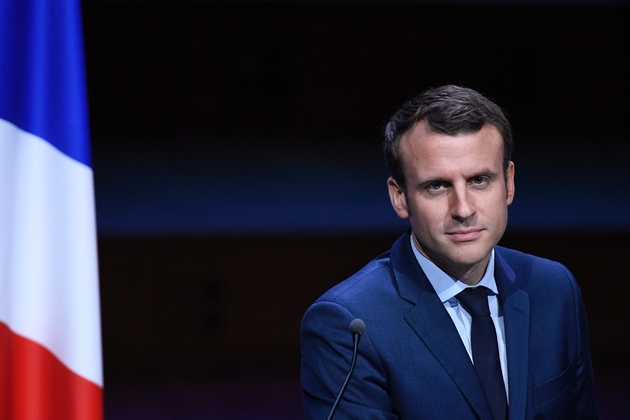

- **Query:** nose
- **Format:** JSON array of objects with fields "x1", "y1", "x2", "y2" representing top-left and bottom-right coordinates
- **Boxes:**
[{"x1": 450, "y1": 184, "x2": 475, "y2": 221}]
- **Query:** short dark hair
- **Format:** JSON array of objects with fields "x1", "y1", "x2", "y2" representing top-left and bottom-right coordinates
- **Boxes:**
[{"x1": 383, "y1": 85, "x2": 513, "y2": 192}]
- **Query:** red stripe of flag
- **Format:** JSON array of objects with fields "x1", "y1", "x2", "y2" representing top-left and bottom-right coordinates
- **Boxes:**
[{"x1": 0, "y1": 322, "x2": 102, "y2": 420}]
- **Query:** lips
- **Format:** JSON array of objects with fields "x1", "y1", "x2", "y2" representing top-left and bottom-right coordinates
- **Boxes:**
[{"x1": 446, "y1": 229, "x2": 483, "y2": 242}]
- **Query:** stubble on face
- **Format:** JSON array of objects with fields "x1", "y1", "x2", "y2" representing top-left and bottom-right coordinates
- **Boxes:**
[{"x1": 388, "y1": 121, "x2": 515, "y2": 285}]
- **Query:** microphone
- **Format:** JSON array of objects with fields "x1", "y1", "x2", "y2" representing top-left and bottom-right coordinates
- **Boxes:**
[{"x1": 327, "y1": 318, "x2": 366, "y2": 420}]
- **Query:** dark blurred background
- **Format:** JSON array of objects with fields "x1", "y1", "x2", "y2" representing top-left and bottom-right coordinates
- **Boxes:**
[{"x1": 83, "y1": 0, "x2": 629, "y2": 418}]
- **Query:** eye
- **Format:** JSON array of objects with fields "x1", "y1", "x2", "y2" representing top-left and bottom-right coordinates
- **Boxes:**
[
  {"x1": 470, "y1": 176, "x2": 489, "y2": 187},
  {"x1": 427, "y1": 182, "x2": 444, "y2": 191}
]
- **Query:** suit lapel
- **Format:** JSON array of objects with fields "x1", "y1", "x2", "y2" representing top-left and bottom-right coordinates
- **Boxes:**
[
  {"x1": 391, "y1": 233, "x2": 495, "y2": 420},
  {"x1": 494, "y1": 250, "x2": 530, "y2": 420}
]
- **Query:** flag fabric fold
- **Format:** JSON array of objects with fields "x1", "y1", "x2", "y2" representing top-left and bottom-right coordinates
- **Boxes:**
[{"x1": 0, "y1": 0, "x2": 103, "y2": 418}]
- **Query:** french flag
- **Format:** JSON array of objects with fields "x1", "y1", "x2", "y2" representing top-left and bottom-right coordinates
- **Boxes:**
[{"x1": 0, "y1": 0, "x2": 103, "y2": 418}]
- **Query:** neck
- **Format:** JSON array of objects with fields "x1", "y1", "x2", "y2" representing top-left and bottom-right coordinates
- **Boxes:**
[{"x1": 450, "y1": 265, "x2": 486, "y2": 286}]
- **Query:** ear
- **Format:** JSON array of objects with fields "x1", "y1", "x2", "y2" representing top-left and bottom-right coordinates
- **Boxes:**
[
  {"x1": 505, "y1": 161, "x2": 515, "y2": 205},
  {"x1": 388, "y1": 177, "x2": 410, "y2": 219}
]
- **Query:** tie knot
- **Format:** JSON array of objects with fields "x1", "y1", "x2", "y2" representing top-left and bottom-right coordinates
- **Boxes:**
[{"x1": 457, "y1": 286, "x2": 490, "y2": 317}]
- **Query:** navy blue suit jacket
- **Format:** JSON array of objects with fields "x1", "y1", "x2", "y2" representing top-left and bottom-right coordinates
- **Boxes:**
[{"x1": 301, "y1": 232, "x2": 598, "y2": 419}]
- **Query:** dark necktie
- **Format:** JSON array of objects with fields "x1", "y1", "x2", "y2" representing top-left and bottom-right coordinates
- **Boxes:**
[{"x1": 457, "y1": 286, "x2": 508, "y2": 420}]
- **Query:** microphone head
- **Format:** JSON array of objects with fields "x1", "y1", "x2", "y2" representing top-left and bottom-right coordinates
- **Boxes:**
[{"x1": 349, "y1": 318, "x2": 366, "y2": 335}]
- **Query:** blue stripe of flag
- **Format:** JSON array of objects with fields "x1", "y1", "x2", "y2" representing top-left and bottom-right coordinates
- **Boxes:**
[{"x1": 0, "y1": 0, "x2": 91, "y2": 167}]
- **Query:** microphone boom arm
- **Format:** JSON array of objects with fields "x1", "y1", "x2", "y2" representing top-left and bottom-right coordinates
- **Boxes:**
[{"x1": 326, "y1": 319, "x2": 365, "y2": 420}]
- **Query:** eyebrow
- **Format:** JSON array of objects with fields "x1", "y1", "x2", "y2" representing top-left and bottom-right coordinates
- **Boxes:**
[{"x1": 470, "y1": 169, "x2": 498, "y2": 180}]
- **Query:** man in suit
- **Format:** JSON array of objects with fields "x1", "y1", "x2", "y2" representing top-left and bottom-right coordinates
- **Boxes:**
[{"x1": 300, "y1": 85, "x2": 598, "y2": 419}]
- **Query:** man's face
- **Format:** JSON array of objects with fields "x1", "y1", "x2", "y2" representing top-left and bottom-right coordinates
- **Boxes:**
[{"x1": 388, "y1": 120, "x2": 515, "y2": 284}]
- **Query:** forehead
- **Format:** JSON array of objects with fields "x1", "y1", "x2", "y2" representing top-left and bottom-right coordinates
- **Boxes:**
[{"x1": 399, "y1": 121, "x2": 504, "y2": 175}]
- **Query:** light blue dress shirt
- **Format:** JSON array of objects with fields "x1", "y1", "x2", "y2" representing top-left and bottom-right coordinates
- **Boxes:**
[{"x1": 409, "y1": 235, "x2": 509, "y2": 397}]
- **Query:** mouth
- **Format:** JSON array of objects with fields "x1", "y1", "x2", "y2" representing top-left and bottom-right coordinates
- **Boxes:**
[{"x1": 446, "y1": 229, "x2": 483, "y2": 242}]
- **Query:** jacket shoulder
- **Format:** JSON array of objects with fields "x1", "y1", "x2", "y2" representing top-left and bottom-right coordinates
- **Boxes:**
[
  {"x1": 495, "y1": 245, "x2": 564, "y2": 269},
  {"x1": 495, "y1": 245, "x2": 578, "y2": 294},
  {"x1": 316, "y1": 251, "x2": 395, "y2": 306}
]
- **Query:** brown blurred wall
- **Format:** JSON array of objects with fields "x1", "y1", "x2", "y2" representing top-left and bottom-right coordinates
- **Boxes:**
[{"x1": 99, "y1": 232, "x2": 629, "y2": 376}]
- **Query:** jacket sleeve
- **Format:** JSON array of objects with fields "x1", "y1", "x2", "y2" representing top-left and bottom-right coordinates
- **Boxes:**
[
  {"x1": 529, "y1": 264, "x2": 600, "y2": 420},
  {"x1": 300, "y1": 301, "x2": 398, "y2": 420},
  {"x1": 567, "y1": 267, "x2": 599, "y2": 420}
]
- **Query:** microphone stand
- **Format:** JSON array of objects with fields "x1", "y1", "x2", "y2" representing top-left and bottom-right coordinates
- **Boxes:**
[{"x1": 327, "y1": 327, "x2": 362, "y2": 420}]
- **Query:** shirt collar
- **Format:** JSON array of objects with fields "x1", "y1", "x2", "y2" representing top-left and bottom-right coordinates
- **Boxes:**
[{"x1": 409, "y1": 234, "x2": 498, "y2": 303}]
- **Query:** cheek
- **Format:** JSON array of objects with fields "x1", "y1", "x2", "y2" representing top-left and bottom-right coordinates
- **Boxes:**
[
  {"x1": 486, "y1": 197, "x2": 510, "y2": 226},
  {"x1": 409, "y1": 201, "x2": 444, "y2": 230}
]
